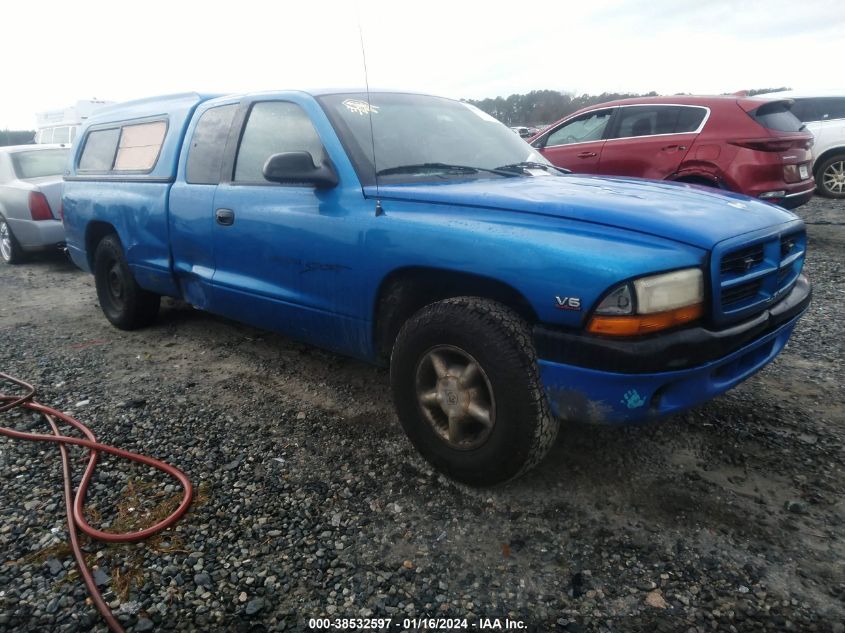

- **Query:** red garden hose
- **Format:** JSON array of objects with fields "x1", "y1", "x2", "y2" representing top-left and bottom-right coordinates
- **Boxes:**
[{"x1": 0, "y1": 372, "x2": 193, "y2": 632}]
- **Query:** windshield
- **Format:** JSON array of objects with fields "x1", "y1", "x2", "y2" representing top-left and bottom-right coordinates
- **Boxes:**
[
  {"x1": 11, "y1": 148, "x2": 69, "y2": 179},
  {"x1": 318, "y1": 92, "x2": 551, "y2": 185}
]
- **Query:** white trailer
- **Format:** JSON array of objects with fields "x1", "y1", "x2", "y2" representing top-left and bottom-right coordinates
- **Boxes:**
[{"x1": 35, "y1": 99, "x2": 114, "y2": 144}]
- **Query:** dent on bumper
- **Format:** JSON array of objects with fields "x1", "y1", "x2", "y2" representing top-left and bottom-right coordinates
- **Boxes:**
[{"x1": 538, "y1": 311, "x2": 803, "y2": 424}]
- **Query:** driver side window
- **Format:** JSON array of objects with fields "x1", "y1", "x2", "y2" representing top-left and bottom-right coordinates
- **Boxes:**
[
  {"x1": 234, "y1": 101, "x2": 326, "y2": 183},
  {"x1": 545, "y1": 109, "x2": 614, "y2": 146}
]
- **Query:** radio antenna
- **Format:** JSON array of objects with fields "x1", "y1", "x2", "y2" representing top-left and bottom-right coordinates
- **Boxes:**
[{"x1": 357, "y1": 15, "x2": 382, "y2": 214}]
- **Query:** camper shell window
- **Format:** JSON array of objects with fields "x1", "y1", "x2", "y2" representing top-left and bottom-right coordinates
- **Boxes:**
[{"x1": 77, "y1": 119, "x2": 168, "y2": 174}]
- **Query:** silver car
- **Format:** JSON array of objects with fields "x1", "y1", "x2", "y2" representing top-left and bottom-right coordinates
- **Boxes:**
[{"x1": 0, "y1": 144, "x2": 68, "y2": 264}]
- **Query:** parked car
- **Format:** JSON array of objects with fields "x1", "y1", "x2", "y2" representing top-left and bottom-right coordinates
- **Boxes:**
[
  {"x1": 0, "y1": 144, "x2": 69, "y2": 264},
  {"x1": 767, "y1": 90, "x2": 845, "y2": 198},
  {"x1": 510, "y1": 126, "x2": 538, "y2": 139},
  {"x1": 63, "y1": 91, "x2": 810, "y2": 485},
  {"x1": 529, "y1": 95, "x2": 816, "y2": 209}
]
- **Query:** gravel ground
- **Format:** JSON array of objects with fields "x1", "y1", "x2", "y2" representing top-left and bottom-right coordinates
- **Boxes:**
[{"x1": 0, "y1": 196, "x2": 843, "y2": 633}]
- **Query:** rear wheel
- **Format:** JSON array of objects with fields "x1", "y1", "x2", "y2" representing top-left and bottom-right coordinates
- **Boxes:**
[
  {"x1": 0, "y1": 217, "x2": 24, "y2": 264},
  {"x1": 816, "y1": 155, "x2": 845, "y2": 198},
  {"x1": 94, "y1": 235, "x2": 160, "y2": 329},
  {"x1": 390, "y1": 297, "x2": 559, "y2": 486}
]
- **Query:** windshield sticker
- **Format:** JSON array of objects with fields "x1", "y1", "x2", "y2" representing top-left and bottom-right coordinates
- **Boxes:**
[
  {"x1": 463, "y1": 103, "x2": 499, "y2": 123},
  {"x1": 343, "y1": 99, "x2": 379, "y2": 116}
]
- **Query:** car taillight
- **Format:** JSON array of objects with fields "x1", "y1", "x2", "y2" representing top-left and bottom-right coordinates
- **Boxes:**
[
  {"x1": 29, "y1": 191, "x2": 53, "y2": 221},
  {"x1": 783, "y1": 165, "x2": 799, "y2": 183},
  {"x1": 729, "y1": 138, "x2": 795, "y2": 152}
]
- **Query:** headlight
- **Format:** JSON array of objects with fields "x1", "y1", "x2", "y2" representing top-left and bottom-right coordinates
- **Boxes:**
[{"x1": 589, "y1": 268, "x2": 704, "y2": 336}]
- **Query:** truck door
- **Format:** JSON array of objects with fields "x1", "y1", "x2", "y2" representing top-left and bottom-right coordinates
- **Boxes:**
[
  {"x1": 169, "y1": 101, "x2": 240, "y2": 309},
  {"x1": 598, "y1": 105, "x2": 703, "y2": 180},
  {"x1": 532, "y1": 108, "x2": 614, "y2": 173},
  {"x1": 208, "y1": 97, "x2": 369, "y2": 355}
]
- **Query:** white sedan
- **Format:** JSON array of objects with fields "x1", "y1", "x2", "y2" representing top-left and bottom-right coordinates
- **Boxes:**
[{"x1": 0, "y1": 144, "x2": 68, "y2": 264}]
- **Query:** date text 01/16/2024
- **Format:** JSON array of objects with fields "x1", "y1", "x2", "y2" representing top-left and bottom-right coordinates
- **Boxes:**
[{"x1": 307, "y1": 617, "x2": 527, "y2": 630}]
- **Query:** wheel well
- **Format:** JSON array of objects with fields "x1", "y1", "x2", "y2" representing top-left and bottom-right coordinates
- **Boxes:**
[
  {"x1": 373, "y1": 267, "x2": 538, "y2": 362},
  {"x1": 85, "y1": 221, "x2": 118, "y2": 269},
  {"x1": 813, "y1": 147, "x2": 845, "y2": 175},
  {"x1": 672, "y1": 175, "x2": 720, "y2": 188}
]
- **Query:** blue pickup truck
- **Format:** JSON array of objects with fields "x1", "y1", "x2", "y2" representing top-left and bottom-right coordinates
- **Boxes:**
[{"x1": 62, "y1": 90, "x2": 811, "y2": 485}]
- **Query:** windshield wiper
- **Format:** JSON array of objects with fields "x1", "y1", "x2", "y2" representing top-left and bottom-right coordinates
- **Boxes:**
[
  {"x1": 376, "y1": 162, "x2": 517, "y2": 177},
  {"x1": 494, "y1": 161, "x2": 571, "y2": 175}
]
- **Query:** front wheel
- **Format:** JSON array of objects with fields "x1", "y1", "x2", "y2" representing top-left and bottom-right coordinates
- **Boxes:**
[
  {"x1": 94, "y1": 235, "x2": 160, "y2": 330},
  {"x1": 816, "y1": 155, "x2": 845, "y2": 198},
  {"x1": 0, "y1": 217, "x2": 24, "y2": 264},
  {"x1": 390, "y1": 297, "x2": 559, "y2": 486}
]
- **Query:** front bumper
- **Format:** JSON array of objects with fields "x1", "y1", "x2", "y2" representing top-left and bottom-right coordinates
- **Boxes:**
[{"x1": 535, "y1": 275, "x2": 810, "y2": 424}]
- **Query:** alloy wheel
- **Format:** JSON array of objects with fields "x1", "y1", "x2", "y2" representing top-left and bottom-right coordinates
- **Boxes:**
[
  {"x1": 414, "y1": 345, "x2": 496, "y2": 450},
  {"x1": 822, "y1": 160, "x2": 845, "y2": 195},
  {"x1": 0, "y1": 221, "x2": 11, "y2": 262}
]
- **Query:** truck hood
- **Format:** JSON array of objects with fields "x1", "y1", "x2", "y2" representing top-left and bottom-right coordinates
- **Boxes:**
[{"x1": 369, "y1": 175, "x2": 799, "y2": 250}]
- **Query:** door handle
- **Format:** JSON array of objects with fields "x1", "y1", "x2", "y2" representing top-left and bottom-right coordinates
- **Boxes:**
[
  {"x1": 577, "y1": 151, "x2": 597, "y2": 158},
  {"x1": 215, "y1": 208, "x2": 235, "y2": 226},
  {"x1": 661, "y1": 144, "x2": 687, "y2": 151}
]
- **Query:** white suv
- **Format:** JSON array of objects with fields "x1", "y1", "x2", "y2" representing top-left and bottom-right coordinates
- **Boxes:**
[{"x1": 769, "y1": 91, "x2": 845, "y2": 198}]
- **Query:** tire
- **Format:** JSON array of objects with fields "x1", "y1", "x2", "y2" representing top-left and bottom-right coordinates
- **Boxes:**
[
  {"x1": 93, "y1": 234, "x2": 160, "y2": 330},
  {"x1": 390, "y1": 297, "x2": 559, "y2": 486},
  {"x1": 816, "y1": 155, "x2": 845, "y2": 198},
  {"x1": 0, "y1": 216, "x2": 24, "y2": 264}
]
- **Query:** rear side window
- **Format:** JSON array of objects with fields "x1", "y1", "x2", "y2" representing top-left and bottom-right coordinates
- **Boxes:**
[
  {"x1": 186, "y1": 104, "x2": 237, "y2": 184},
  {"x1": 234, "y1": 101, "x2": 325, "y2": 183},
  {"x1": 78, "y1": 120, "x2": 167, "y2": 173},
  {"x1": 613, "y1": 106, "x2": 679, "y2": 138},
  {"x1": 114, "y1": 121, "x2": 167, "y2": 171},
  {"x1": 52, "y1": 126, "x2": 71, "y2": 144},
  {"x1": 676, "y1": 107, "x2": 707, "y2": 133},
  {"x1": 820, "y1": 98, "x2": 845, "y2": 120},
  {"x1": 11, "y1": 148, "x2": 70, "y2": 179},
  {"x1": 39, "y1": 128, "x2": 54, "y2": 144},
  {"x1": 790, "y1": 99, "x2": 820, "y2": 123},
  {"x1": 749, "y1": 102, "x2": 804, "y2": 132},
  {"x1": 79, "y1": 128, "x2": 120, "y2": 171}
]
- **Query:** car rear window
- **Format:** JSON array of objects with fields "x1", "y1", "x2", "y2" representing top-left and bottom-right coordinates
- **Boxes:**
[
  {"x1": 11, "y1": 148, "x2": 70, "y2": 179},
  {"x1": 749, "y1": 101, "x2": 804, "y2": 132}
]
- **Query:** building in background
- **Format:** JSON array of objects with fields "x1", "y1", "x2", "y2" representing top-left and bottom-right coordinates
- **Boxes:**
[{"x1": 35, "y1": 99, "x2": 113, "y2": 144}]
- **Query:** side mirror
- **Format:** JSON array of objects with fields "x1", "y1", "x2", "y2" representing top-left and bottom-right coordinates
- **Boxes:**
[{"x1": 262, "y1": 151, "x2": 338, "y2": 189}]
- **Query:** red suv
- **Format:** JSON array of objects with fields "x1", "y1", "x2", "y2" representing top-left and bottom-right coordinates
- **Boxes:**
[{"x1": 529, "y1": 95, "x2": 816, "y2": 209}]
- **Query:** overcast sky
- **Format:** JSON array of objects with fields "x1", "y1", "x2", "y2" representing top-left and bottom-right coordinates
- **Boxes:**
[{"x1": 2, "y1": 0, "x2": 842, "y2": 129}]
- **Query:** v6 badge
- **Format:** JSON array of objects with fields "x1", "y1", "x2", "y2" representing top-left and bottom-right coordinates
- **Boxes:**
[{"x1": 555, "y1": 296, "x2": 581, "y2": 311}]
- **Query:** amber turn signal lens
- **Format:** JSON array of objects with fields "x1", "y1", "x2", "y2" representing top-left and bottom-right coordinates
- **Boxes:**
[{"x1": 587, "y1": 303, "x2": 704, "y2": 336}]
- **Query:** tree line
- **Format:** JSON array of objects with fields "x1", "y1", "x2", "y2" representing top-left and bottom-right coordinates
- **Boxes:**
[
  {"x1": 0, "y1": 129, "x2": 36, "y2": 146},
  {"x1": 463, "y1": 87, "x2": 791, "y2": 127}
]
